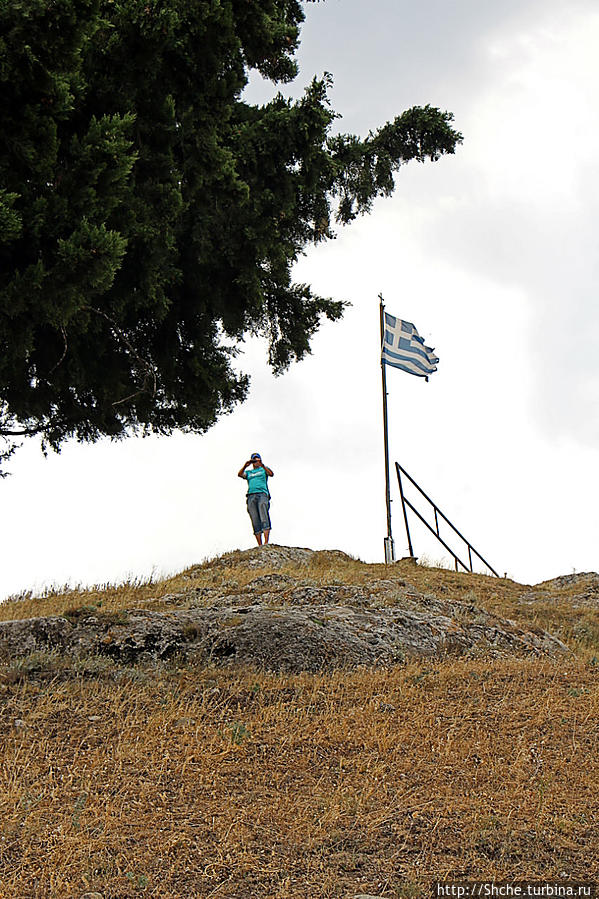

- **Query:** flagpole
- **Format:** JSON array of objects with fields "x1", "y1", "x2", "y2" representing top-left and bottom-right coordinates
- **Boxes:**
[{"x1": 379, "y1": 294, "x2": 395, "y2": 563}]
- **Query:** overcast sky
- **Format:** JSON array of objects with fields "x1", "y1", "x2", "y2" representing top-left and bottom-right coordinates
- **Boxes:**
[{"x1": 1, "y1": 0, "x2": 598, "y2": 600}]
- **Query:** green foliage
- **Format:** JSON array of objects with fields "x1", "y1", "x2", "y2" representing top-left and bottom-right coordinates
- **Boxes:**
[
  {"x1": 71, "y1": 792, "x2": 88, "y2": 831},
  {"x1": 228, "y1": 721, "x2": 249, "y2": 744},
  {"x1": 0, "y1": 0, "x2": 462, "y2": 458},
  {"x1": 126, "y1": 870, "x2": 150, "y2": 891}
]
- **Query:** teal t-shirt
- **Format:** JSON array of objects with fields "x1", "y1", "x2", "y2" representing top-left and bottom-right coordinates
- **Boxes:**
[{"x1": 245, "y1": 466, "x2": 269, "y2": 495}]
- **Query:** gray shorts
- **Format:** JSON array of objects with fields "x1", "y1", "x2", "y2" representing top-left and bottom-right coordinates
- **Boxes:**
[{"x1": 246, "y1": 492, "x2": 271, "y2": 534}]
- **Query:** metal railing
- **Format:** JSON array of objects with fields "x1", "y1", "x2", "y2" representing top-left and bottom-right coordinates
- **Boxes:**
[{"x1": 395, "y1": 461, "x2": 500, "y2": 577}]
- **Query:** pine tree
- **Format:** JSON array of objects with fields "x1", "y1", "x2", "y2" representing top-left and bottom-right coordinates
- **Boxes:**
[{"x1": 0, "y1": 0, "x2": 462, "y2": 462}]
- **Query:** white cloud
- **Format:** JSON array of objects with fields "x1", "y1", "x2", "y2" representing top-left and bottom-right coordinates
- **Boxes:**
[{"x1": 2, "y1": 0, "x2": 598, "y2": 602}]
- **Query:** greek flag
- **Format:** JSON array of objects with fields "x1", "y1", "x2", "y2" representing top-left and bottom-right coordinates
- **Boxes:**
[{"x1": 381, "y1": 313, "x2": 439, "y2": 380}]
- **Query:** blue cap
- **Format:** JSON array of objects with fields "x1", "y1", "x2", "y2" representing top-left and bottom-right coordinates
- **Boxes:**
[{"x1": 251, "y1": 452, "x2": 261, "y2": 460}]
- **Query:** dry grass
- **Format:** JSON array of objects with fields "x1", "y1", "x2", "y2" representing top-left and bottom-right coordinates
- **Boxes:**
[{"x1": 1, "y1": 552, "x2": 599, "y2": 897}]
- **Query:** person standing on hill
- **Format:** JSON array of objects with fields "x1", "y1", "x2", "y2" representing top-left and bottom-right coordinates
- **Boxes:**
[{"x1": 238, "y1": 453, "x2": 274, "y2": 546}]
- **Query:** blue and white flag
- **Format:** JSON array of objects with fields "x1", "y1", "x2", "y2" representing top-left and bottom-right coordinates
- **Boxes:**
[{"x1": 381, "y1": 312, "x2": 439, "y2": 381}]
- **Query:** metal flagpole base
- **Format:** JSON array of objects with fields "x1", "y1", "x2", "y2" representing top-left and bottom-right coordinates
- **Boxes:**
[{"x1": 384, "y1": 537, "x2": 395, "y2": 564}]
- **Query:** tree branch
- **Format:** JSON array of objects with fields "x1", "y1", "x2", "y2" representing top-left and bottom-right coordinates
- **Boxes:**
[
  {"x1": 0, "y1": 425, "x2": 44, "y2": 437},
  {"x1": 48, "y1": 326, "x2": 68, "y2": 374},
  {"x1": 83, "y1": 306, "x2": 157, "y2": 406}
]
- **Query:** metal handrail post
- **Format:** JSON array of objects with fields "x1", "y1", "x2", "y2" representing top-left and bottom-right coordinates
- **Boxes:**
[{"x1": 396, "y1": 465, "x2": 414, "y2": 558}]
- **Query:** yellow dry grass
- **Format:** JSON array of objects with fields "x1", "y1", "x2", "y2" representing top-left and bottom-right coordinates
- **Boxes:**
[{"x1": 1, "y1": 552, "x2": 598, "y2": 898}]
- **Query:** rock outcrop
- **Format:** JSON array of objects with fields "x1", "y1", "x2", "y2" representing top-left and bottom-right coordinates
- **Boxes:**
[
  {"x1": 519, "y1": 571, "x2": 599, "y2": 608},
  {"x1": 0, "y1": 546, "x2": 570, "y2": 672}
]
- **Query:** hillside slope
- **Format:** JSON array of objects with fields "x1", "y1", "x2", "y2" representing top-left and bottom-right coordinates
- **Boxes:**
[{"x1": 1, "y1": 548, "x2": 598, "y2": 899}]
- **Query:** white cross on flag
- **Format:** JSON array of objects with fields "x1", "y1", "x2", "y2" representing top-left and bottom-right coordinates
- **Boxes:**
[{"x1": 381, "y1": 312, "x2": 439, "y2": 381}]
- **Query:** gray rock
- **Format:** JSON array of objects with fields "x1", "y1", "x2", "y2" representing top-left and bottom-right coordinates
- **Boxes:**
[
  {"x1": 241, "y1": 573, "x2": 297, "y2": 592},
  {"x1": 537, "y1": 571, "x2": 599, "y2": 590},
  {"x1": 521, "y1": 571, "x2": 599, "y2": 608},
  {"x1": 0, "y1": 615, "x2": 72, "y2": 657},
  {"x1": 205, "y1": 544, "x2": 352, "y2": 571},
  {"x1": 0, "y1": 547, "x2": 571, "y2": 673},
  {"x1": 0, "y1": 599, "x2": 568, "y2": 674}
]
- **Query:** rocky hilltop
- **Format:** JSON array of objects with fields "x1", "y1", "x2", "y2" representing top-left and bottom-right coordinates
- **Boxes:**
[
  {"x1": 0, "y1": 545, "x2": 582, "y2": 673},
  {"x1": 2, "y1": 546, "x2": 596, "y2": 899}
]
